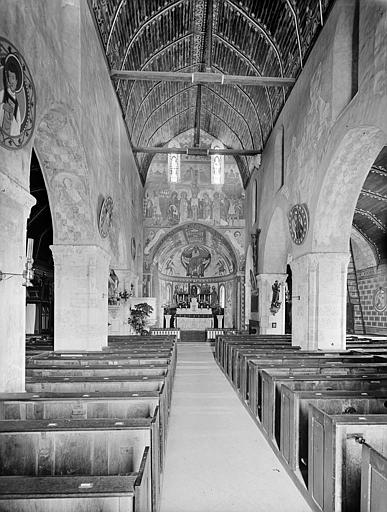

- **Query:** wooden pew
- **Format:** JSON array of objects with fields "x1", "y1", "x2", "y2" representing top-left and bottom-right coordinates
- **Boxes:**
[
  {"x1": 238, "y1": 352, "x2": 377, "y2": 401},
  {"x1": 260, "y1": 371, "x2": 387, "y2": 444},
  {"x1": 228, "y1": 344, "x2": 299, "y2": 384},
  {"x1": 279, "y1": 388, "x2": 387, "y2": 483},
  {"x1": 0, "y1": 458, "x2": 150, "y2": 511},
  {"x1": 0, "y1": 416, "x2": 159, "y2": 511},
  {"x1": 26, "y1": 375, "x2": 165, "y2": 394},
  {"x1": 215, "y1": 334, "x2": 291, "y2": 369},
  {"x1": 27, "y1": 353, "x2": 172, "y2": 367},
  {"x1": 360, "y1": 442, "x2": 387, "y2": 512},
  {"x1": 26, "y1": 363, "x2": 168, "y2": 379},
  {"x1": 308, "y1": 405, "x2": 387, "y2": 512},
  {"x1": 223, "y1": 342, "x2": 295, "y2": 379},
  {"x1": 0, "y1": 390, "x2": 168, "y2": 473},
  {"x1": 223, "y1": 339, "x2": 293, "y2": 376},
  {"x1": 247, "y1": 357, "x2": 384, "y2": 418}
]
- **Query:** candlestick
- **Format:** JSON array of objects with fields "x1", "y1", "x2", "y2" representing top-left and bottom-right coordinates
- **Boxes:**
[{"x1": 27, "y1": 238, "x2": 34, "y2": 260}]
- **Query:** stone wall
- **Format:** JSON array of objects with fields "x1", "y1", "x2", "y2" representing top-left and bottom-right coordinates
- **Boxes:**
[
  {"x1": 358, "y1": 265, "x2": 387, "y2": 335},
  {"x1": 0, "y1": 0, "x2": 143, "y2": 270},
  {"x1": 244, "y1": 0, "x2": 387, "y2": 346},
  {"x1": 0, "y1": 0, "x2": 144, "y2": 385}
]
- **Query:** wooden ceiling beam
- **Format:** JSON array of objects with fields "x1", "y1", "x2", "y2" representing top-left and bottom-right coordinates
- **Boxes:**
[
  {"x1": 132, "y1": 146, "x2": 260, "y2": 156},
  {"x1": 194, "y1": 84, "x2": 202, "y2": 147},
  {"x1": 111, "y1": 70, "x2": 295, "y2": 87}
]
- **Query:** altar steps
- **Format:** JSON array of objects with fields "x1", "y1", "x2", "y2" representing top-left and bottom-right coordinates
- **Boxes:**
[{"x1": 180, "y1": 330, "x2": 206, "y2": 343}]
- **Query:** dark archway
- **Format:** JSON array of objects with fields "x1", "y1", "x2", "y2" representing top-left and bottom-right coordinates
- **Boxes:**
[{"x1": 26, "y1": 149, "x2": 54, "y2": 339}]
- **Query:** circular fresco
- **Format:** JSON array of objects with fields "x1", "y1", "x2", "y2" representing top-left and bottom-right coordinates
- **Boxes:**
[
  {"x1": 374, "y1": 287, "x2": 387, "y2": 313},
  {"x1": 0, "y1": 37, "x2": 36, "y2": 150},
  {"x1": 288, "y1": 204, "x2": 309, "y2": 245}
]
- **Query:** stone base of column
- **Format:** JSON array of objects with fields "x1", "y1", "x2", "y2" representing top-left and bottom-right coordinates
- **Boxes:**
[
  {"x1": 51, "y1": 244, "x2": 111, "y2": 351},
  {"x1": 291, "y1": 252, "x2": 349, "y2": 350}
]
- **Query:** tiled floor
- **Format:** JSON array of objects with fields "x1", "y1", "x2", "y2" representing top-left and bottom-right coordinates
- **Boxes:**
[{"x1": 160, "y1": 342, "x2": 313, "y2": 512}]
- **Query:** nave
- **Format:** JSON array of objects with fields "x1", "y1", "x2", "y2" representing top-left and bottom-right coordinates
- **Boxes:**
[{"x1": 160, "y1": 342, "x2": 312, "y2": 512}]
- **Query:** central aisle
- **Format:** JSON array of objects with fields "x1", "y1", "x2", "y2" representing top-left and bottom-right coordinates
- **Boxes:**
[{"x1": 160, "y1": 342, "x2": 312, "y2": 512}]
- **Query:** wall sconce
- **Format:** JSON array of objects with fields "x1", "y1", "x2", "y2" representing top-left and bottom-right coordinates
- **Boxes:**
[{"x1": 0, "y1": 238, "x2": 34, "y2": 287}]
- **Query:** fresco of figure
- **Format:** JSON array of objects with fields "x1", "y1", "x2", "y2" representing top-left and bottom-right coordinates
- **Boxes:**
[
  {"x1": 191, "y1": 192, "x2": 199, "y2": 221},
  {"x1": 179, "y1": 191, "x2": 189, "y2": 222},
  {"x1": 202, "y1": 192, "x2": 212, "y2": 221},
  {"x1": 144, "y1": 192, "x2": 153, "y2": 218},
  {"x1": 0, "y1": 53, "x2": 25, "y2": 136},
  {"x1": 212, "y1": 192, "x2": 221, "y2": 225},
  {"x1": 152, "y1": 191, "x2": 162, "y2": 225}
]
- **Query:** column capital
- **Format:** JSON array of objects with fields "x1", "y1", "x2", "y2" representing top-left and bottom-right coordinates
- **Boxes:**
[
  {"x1": 290, "y1": 252, "x2": 350, "y2": 272},
  {"x1": 257, "y1": 273, "x2": 287, "y2": 285},
  {"x1": 0, "y1": 169, "x2": 36, "y2": 213},
  {"x1": 50, "y1": 244, "x2": 111, "y2": 265}
]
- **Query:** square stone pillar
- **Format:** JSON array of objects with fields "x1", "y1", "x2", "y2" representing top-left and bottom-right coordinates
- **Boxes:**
[
  {"x1": 257, "y1": 273, "x2": 287, "y2": 334},
  {"x1": 51, "y1": 244, "x2": 111, "y2": 351},
  {"x1": 290, "y1": 252, "x2": 350, "y2": 350},
  {"x1": 0, "y1": 171, "x2": 36, "y2": 392}
]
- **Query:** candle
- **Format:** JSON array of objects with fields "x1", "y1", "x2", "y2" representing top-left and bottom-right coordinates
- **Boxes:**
[{"x1": 27, "y1": 238, "x2": 34, "y2": 259}]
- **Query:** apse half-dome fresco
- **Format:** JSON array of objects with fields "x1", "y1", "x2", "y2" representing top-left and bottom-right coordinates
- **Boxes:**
[{"x1": 154, "y1": 225, "x2": 236, "y2": 278}]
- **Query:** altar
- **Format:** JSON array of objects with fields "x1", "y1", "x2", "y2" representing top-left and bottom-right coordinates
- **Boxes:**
[{"x1": 174, "y1": 298, "x2": 213, "y2": 330}]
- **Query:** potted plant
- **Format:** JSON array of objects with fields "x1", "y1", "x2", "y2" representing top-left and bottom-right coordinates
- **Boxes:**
[{"x1": 128, "y1": 303, "x2": 154, "y2": 335}]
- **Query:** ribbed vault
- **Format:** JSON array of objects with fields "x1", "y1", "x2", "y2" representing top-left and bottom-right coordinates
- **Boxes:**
[{"x1": 89, "y1": 0, "x2": 334, "y2": 184}]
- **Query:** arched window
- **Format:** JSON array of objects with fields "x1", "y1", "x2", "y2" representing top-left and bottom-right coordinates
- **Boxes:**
[
  {"x1": 168, "y1": 153, "x2": 180, "y2": 183},
  {"x1": 211, "y1": 143, "x2": 224, "y2": 184},
  {"x1": 219, "y1": 284, "x2": 225, "y2": 308}
]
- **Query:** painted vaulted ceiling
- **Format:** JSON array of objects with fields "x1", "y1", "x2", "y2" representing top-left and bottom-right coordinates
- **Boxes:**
[
  {"x1": 89, "y1": 0, "x2": 335, "y2": 185},
  {"x1": 353, "y1": 148, "x2": 387, "y2": 264}
]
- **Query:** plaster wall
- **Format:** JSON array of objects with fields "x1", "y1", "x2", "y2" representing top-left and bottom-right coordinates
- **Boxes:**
[
  {"x1": 250, "y1": 0, "x2": 387, "y2": 255},
  {"x1": 0, "y1": 0, "x2": 144, "y2": 377},
  {"x1": 0, "y1": 0, "x2": 143, "y2": 266},
  {"x1": 246, "y1": 0, "x2": 387, "y2": 346}
]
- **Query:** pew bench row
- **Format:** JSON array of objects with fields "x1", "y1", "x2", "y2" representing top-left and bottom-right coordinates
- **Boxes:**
[
  {"x1": 0, "y1": 335, "x2": 178, "y2": 512},
  {"x1": 214, "y1": 334, "x2": 387, "y2": 512}
]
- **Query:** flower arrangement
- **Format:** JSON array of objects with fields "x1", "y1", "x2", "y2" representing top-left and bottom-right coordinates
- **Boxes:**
[{"x1": 128, "y1": 302, "x2": 153, "y2": 335}]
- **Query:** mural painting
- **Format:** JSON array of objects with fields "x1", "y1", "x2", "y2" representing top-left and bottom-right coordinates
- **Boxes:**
[
  {"x1": 144, "y1": 154, "x2": 245, "y2": 229},
  {"x1": 0, "y1": 37, "x2": 35, "y2": 149}
]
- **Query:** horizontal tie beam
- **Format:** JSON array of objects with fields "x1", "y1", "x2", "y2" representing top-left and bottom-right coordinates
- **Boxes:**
[
  {"x1": 111, "y1": 70, "x2": 295, "y2": 87},
  {"x1": 132, "y1": 146, "x2": 261, "y2": 156}
]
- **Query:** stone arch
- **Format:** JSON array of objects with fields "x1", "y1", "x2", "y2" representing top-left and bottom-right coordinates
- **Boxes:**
[
  {"x1": 33, "y1": 104, "x2": 95, "y2": 244},
  {"x1": 312, "y1": 126, "x2": 386, "y2": 254},
  {"x1": 150, "y1": 222, "x2": 239, "y2": 274},
  {"x1": 261, "y1": 206, "x2": 289, "y2": 273},
  {"x1": 350, "y1": 226, "x2": 378, "y2": 271}
]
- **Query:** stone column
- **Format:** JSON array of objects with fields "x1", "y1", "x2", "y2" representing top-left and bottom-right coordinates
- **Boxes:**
[
  {"x1": 290, "y1": 252, "x2": 349, "y2": 350},
  {"x1": 257, "y1": 273, "x2": 287, "y2": 335},
  {"x1": 0, "y1": 171, "x2": 36, "y2": 392},
  {"x1": 51, "y1": 244, "x2": 111, "y2": 351}
]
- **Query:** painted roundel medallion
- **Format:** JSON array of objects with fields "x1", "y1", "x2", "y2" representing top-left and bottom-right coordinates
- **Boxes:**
[
  {"x1": 0, "y1": 37, "x2": 36, "y2": 150},
  {"x1": 288, "y1": 204, "x2": 309, "y2": 245},
  {"x1": 98, "y1": 196, "x2": 114, "y2": 238}
]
